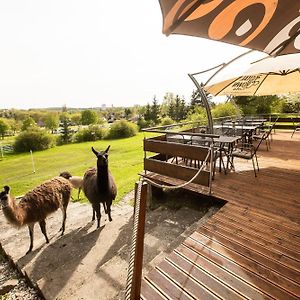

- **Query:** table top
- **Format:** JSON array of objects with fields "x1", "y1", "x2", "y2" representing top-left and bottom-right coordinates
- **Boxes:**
[
  {"x1": 166, "y1": 134, "x2": 240, "y2": 145},
  {"x1": 214, "y1": 124, "x2": 259, "y2": 130}
]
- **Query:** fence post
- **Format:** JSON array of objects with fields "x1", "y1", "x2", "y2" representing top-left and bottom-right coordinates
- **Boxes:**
[
  {"x1": 0, "y1": 144, "x2": 3, "y2": 159},
  {"x1": 126, "y1": 180, "x2": 148, "y2": 300},
  {"x1": 30, "y1": 150, "x2": 36, "y2": 173}
]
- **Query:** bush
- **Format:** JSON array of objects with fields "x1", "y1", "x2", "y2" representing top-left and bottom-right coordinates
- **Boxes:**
[
  {"x1": 73, "y1": 125, "x2": 107, "y2": 143},
  {"x1": 105, "y1": 120, "x2": 137, "y2": 139},
  {"x1": 137, "y1": 117, "x2": 153, "y2": 130},
  {"x1": 212, "y1": 102, "x2": 238, "y2": 118},
  {"x1": 14, "y1": 129, "x2": 55, "y2": 152},
  {"x1": 160, "y1": 117, "x2": 174, "y2": 126}
]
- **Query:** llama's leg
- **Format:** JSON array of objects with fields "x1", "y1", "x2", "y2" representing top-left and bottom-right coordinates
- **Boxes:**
[
  {"x1": 59, "y1": 207, "x2": 67, "y2": 235},
  {"x1": 92, "y1": 203, "x2": 101, "y2": 228},
  {"x1": 106, "y1": 200, "x2": 113, "y2": 222},
  {"x1": 39, "y1": 219, "x2": 49, "y2": 244},
  {"x1": 26, "y1": 223, "x2": 35, "y2": 254},
  {"x1": 78, "y1": 188, "x2": 81, "y2": 200},
  {"x1": 102, "y1": 201, "x2": 108, "y2": 214},
  {"x1": 92, "y1": 207, "x2": 95, "y2": 221}
]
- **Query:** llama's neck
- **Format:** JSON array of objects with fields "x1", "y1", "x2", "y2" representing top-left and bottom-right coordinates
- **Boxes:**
[
  {"x1": 97, "y1": 164, "x2": 109, "y2": 192},
  {"x1": 2, "y1": 196, "x2": 23, "y2": 226}
]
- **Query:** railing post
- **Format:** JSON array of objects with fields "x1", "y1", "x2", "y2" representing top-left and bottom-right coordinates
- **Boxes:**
[{"x1": 126, "y1": 181, "x2": 148, "y2": 300}]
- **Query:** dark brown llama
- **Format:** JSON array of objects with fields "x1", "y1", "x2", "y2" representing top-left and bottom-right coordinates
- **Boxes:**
[
  {"x1": 0, "y1": 177, "x2": 72, "y2": 255},
  {"x1": 82, "y1": 146, "x2": 117, "y2": 228}
]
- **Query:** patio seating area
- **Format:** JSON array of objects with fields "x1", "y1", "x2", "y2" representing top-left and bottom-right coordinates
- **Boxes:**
[{"x1": 140, "y1": 130, "x2": 300, "y2": 299}]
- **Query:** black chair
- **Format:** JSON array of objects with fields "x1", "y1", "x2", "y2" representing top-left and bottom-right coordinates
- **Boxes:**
[
  {"x1": 231, "y1": 132, "x2": 266, "y2": 177},
  {"x1": 291, "y1": 118, "x2": 300, "y2": 138},
  {"x1": 252, "y1": 117, "x2": 278, "y2": 150}
]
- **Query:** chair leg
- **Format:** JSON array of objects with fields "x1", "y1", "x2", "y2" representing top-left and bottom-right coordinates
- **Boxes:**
[
  {"x1": 255, "y1": 154, "x2": 259, "y2": 171},
  {"x1": 291, "y1": 129, "x2": 296, "y2": 138},
  {"x1": 251, "y1": 157, "x2": 257, "y2": 177}
]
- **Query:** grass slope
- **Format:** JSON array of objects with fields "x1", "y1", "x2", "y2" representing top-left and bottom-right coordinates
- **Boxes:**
[{"x1": 0, "y1": 132, "x2": 154, "y2": 204}]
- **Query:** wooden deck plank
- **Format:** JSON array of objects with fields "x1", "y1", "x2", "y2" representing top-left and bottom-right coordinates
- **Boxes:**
[
  {"x1": 210, "y1": 214, "x2": 300, "y2": 259},
  {"x1": 141, "y1": 132, "x2": 300, "y2": 299},
  {"x1": 195, "y1": 227, "x2": 300, "y2": 282},
  {"x1": 183, "y1": 235, "x2": 300, "y2": 298},
  {"x1": 177, "y1": 243, "x2": 299, "y2": 300},
  {"x1": 165, "y1": 252, "x2": 245, "y2": 300},
  {"x1": 140, "y1": 280, "x2": 168, "y2": 300},
  {"x1": 201, "y1": 221, "x2": 300, "y2": 271},
  {"x1": 218, "y1": 204, "x2": 300, "y2": 241},
  {"x1": 157, "y1": 259, "x2": 231, "y2": 300},
  {"x1": 145, "y1": 269, "x2": 195, "y2": 300}
]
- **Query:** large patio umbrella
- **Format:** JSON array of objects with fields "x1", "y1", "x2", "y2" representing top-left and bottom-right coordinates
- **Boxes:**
[
  {"x1": 203, "y1": 53, "x2": 300, "y2": 96},
  {"x1": 158, "y1": 0, "x2": 300, "y2": 56}
]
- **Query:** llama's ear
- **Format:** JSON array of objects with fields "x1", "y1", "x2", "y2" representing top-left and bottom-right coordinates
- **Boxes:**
[
  {"x1": 3, "y1": 186, "x2": 10, "y2": 194},
  {"x1": 105, "y1": 145, "x2": 110, "y2": 153},
  {"x1": 91, "y1": 147, "x2": 98, "y2": 156}
]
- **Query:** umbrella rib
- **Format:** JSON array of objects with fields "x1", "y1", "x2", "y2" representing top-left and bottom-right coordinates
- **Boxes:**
[
  {"x1": 165, "y1": 0, "x2": 206, "y2": 35},
  {"x1": 253, "y1": 74, "x2": 268, "y2": 95}
]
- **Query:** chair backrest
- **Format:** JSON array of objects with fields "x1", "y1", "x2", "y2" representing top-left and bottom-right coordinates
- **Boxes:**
[
  {"x1": 264, "y1": 116, "x2": 279, "y2": 138},
  {"x1": 254, "y1": 132, "x2": 267, "y2": 154}
]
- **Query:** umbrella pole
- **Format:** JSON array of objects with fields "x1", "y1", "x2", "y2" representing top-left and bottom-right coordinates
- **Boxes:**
[{"x1": 189, "y1": 73, "x2": 214, "y2": 133}]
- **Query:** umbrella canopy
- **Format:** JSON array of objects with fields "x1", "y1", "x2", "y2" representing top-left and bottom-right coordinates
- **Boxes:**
[
  {"x1": 203, "y1": 53, "x2": 300, "y2": 96},
  {"x1": 159, "y1": 0, "x2": 300, "y2": 56}
]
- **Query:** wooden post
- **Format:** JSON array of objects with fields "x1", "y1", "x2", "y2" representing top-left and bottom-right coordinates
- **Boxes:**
[{"x1": 126, "y1": 181, "x2": 148, "y2": 300}]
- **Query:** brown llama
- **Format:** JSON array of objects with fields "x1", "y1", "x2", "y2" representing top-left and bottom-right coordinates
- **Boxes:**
[
  {"x1": 83, "y1": 146, "x2": 117, "y2": 228},
  {"x1": 0, "y1": 177, "x2": 72, "y2": 255}
]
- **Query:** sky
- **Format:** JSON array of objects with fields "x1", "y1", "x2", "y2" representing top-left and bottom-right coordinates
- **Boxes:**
[{"x1": 0, "y1": 1, "x2": 247, "y2": 109}]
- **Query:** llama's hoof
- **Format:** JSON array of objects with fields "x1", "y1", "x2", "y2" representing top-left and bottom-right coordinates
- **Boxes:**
[
  {"x1": 109, "y1": 217, "x2": 112, "y2": 222},
  {"x1": 25, "y1": 249, "x2": 32, "y2": 255}
]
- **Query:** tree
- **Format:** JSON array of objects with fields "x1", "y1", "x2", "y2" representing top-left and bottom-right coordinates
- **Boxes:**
[
  {"x1": 233, "y1": 95, "x2": 281, "y2": 115},
  {"x1": 81, "y1": 109, "x2": 98, "y2": 125},
  {"x1": 70, "y1": 113, "x2": 82, "y2": 125},
  {"x1": 151, "y1": 96, "x2": 160, "y2": 124},
  {"x1": 168, "y1": 101, "x2": 175, "y2": 120},
  {"x1": 0, "y1": 118, "x2": 9, "y2": 139},
  {"x1": 21, "y1": 117, "x2": 36, "y2": 131},
  {"x1": 124, "y1": 108, "x2": 132, "y2": 120},
  {"x1": 45, "y1": 113, "x2": 59, "y2": 133},
  {"x1": 60, "y1": 117, "x2": 72, "y2": 144},
  {"x1": 173, "y1": 95, "x2": 186, "y2": 122},
  {"x1": 8, "y1": 119, "x2": 21, "y2": 135},
  {"x1": 144, "y1": 104, "x2": 152, "y2": 121}
]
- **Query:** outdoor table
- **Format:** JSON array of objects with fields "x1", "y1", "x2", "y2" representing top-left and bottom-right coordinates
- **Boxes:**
[{"x1": 191, "y1": 135, "x2": 241, "y2": 174}]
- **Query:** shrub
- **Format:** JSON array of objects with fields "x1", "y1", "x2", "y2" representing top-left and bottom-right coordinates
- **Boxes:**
[
  {"x1": 73, "y1": 125, "x2": 107, "y2": 143},
  {"x1": 212, "y1": 102, "x2": 238, "y2": 119},
  {"x1": 105, "y1": 120, "x2": 137, "y2": 139},
  {"x1": 137, "y1": 117, "x2": 153, "y2": 130},
  {"x1": 14, "y1": 129, "x2": 55, "y2": 152},
  {"x1": 160, "y1": 117, "x2": 174, "y2": 126}
]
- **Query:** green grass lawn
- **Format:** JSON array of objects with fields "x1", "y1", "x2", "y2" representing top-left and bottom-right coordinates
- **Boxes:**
[{"x1": 0, "y1": 132, "x2": 156, "y2": 204}]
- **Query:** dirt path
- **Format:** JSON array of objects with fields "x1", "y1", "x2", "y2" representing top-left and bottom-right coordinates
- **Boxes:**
[{"x1": 0, "y1": 191, "x2": 220, "y2": 300}]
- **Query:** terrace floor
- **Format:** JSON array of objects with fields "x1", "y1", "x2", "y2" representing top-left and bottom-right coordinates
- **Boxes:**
[{"x1": 141, "y1": 131, "x2": 300, "y2": 299}]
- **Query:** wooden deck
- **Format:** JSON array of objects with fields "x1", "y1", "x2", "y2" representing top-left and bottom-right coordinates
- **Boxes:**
[{"x1": 140, "y1": 131, "x2": 300, "y2": 299}]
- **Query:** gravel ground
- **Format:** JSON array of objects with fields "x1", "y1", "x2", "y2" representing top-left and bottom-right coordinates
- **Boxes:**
[{"x1": 0, "y1": 245, "x2": 43, "y2": 300}]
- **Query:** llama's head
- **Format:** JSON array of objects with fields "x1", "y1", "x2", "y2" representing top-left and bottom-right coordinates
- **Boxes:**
[
  {"x1": 0, "y1": 186, "x2": 10, "y2": 208},
  {"x1": 92, "y1": 145, "x2": 110, "y2": 167},
  {"x1": 59, "y1": 171, "x2": 72, "y2": 179}
]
